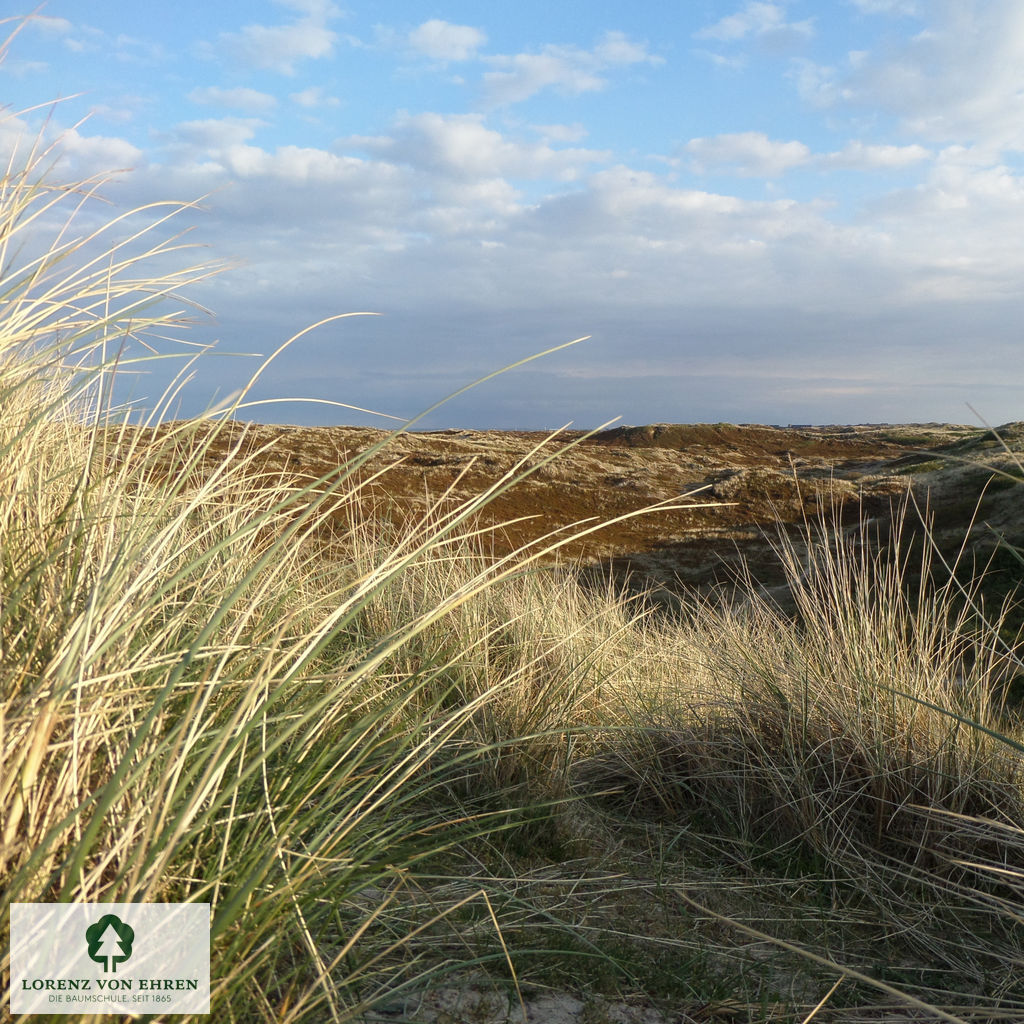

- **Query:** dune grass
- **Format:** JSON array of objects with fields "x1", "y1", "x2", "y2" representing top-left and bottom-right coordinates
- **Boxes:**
[{"x1": 3, "y1": 90, "x2": 1024, "y2": 1024}]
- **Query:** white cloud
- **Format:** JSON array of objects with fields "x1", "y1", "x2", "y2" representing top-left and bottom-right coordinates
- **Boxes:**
[
  {"x1": 694, "y1": 49, "x2": 748, "y2": 70},
  {"x1": 290, "y1": 86, "x2": 341, "y2": 108},
  {"x1": 131, "y1": 114, "x2": 1018, "y2": 334},
  {"x1": 407, "y1": 20, "x2": 486, "y2": 61},
  {"x1": 822, "y1": 140, "x2": 931, "y2": 169},
  {"x1": 30, "y1": 21, "x2": 161, "y2": 65},
  {"x1": 856, "y1": 150, "x2": 1024, "y2": 302},
  {"x1": 219, "y1": 145, "x2": 373, "y2": 185},
  {"x1": 189, "y1": 87, "x2": 278, "y2": 113},
  {"x1": 789, "y1": 58, "x2": 845, "y2": 107},
  {"x1": 483, "y1": 50, "x2": 601, "y2": 105},
  {"x1": 593, "y1": 31, "x2": 656, "y2": 65},
  {"x1": 213, "y1": 1, "x2": 340, "y2": 74},
  {"x1": 173, "y1": 118, "x2": 264, "y2": 150},
  {"x1": 343, "y1": 112, "x2": 609, "y2": 182},
  {"x1": 27, "y1": 15, "x2": 73, "y2": 36},
  {"x1": 682, "y1": 133, "x2": 931, "y2": 177},
  {"x1": 686, "y1": 131, "x2": 811, "y2": 176},
  {"x1": 829, "y1": 3, "x2": 1024, "y2": 152},
  {"x1": 482, "y1": 31, "x2": 660, "y2": 106},
  {"x1": 50, "y1": 23, "x2": 114, "y2": 57},
  {"x1": 93, "y1": 113, "x2": 958, "y2": 320},
  {"x1": 13, "y1": 125, "x2": 146, "y2": 177},
  {"x1": 695, "y1": 2, "x2": 814, "y2": 45},
  {"x1": 61, "y1": 129, "x2": 143, "y2": 168}
]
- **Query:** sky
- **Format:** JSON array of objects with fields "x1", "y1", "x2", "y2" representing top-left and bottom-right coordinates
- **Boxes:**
[{"x1": 3, "y1": 1, "x2": 1024, "y2": 429}]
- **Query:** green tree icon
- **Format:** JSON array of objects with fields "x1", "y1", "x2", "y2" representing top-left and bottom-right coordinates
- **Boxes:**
[{"x1": 86, "y1": 914, "x2": 135, "y2": 973}]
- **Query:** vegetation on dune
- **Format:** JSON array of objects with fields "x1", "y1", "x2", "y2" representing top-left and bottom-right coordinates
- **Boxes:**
[{"x1": 3, "y1": 80, "x2": 1024, "y2": 1024}]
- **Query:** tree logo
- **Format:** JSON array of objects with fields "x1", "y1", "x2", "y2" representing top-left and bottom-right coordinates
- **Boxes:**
[{"x1": 85, "y1": 914, "x2": 135, "y2": 973}]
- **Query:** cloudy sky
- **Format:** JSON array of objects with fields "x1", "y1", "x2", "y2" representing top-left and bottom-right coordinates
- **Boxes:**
[{"x1": 4, "y1": 1, "x2": 1024, "y2": 428}]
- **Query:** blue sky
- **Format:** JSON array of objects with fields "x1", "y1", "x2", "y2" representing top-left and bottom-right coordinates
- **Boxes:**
[{"x1": 4, "y1": 1, "x2": 1024, "y2": 428}]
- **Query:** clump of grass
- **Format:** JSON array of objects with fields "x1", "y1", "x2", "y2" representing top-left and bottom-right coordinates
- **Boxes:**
[
  {"x1": 573, "y1": 508, "x2": 1024, "y2": 988},
  {"x1": 329, "y1": 489, "x2": 1024, "y2": 1014},
  {"x1": 0, "y1": 95, "x2": 647, "y2": 1021}
]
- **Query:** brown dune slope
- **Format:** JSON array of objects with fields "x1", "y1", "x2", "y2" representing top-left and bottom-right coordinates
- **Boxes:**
[{"x1": 129, "y1": 419, "x2": 1024, "y2": 607}]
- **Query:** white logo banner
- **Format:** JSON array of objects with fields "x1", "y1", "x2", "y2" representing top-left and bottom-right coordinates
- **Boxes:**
[{"x1": 10, "y1": 903, "x2": 210, "y2": 1015}]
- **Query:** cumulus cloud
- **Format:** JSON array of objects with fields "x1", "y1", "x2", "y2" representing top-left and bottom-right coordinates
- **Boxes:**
[
  {"x1": 407, "y1": 19, "x2": 487, "y2": 61},
  {"x1": 218, "y1": 145, "x2": 378, "y2": 186},
  {"x1": 0, "y1": 119, "x2": 145, "y2": 176},
  {"x1": 212, "y1": 1, "x2": 341, "y2": 74},
  {"x1": 684, "y1": 133, "x2": 931, "y2": 178},
  {"x1": 189, "y1": 86, "x2": 278, "y2": 112},
  {"x1": 695, "y1": 2, "x2": 814, "y2": 46},
  {"x1": 171, "y1": 117, "x2": 265, "y2": 151},
  {"x1": 124, "y1": 111, "x2": 1019, "y2": 329},
  {"x1": 685, "y1": 131, "x2": 811, "y2": 176},
  {"x1": 821, "y1": 3, "x2": 1024, "y2": 153},
  {"x1": 290, "y1": 86, "x2": 341, "y2": 108},
  {"x1": 822, "y1": 140, "x2": 931, "y2": 169},
  {"x1": 58, "y1": 129, "x2": 145, "y2": 174},
  {"x1": 482, "y1": 31, "x2": 661, "y2": 106},
  {"x1": 789, "y1": 58, "x2": 846, "y2": 107},
  {"x1": 483, "y1": 50, "x2": 603, "y2": 105},
  {"x1": 343, "y1": 112, "x2": 609, "y2": 181},
  {"x1": 593, "y1": 31, "x2": 657, "y2": 64}
]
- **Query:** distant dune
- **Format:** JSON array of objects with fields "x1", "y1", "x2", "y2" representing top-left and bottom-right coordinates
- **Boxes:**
[{"x1": 134, "y1": 419, "x2": 1024, "y2": 609}]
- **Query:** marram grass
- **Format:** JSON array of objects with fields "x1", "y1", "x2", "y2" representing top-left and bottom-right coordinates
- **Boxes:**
[
  {"x1": 3, "y1": 91, "x2": 1024, "y2": 1024},
  {"x1": 0, "y1": 108, "x2": 587, "y2": 1020}
]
